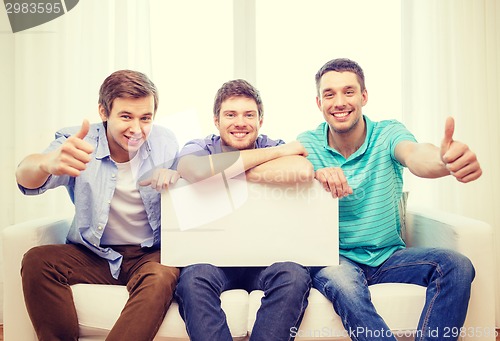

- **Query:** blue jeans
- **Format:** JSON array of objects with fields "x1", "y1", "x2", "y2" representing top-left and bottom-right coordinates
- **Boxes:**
[
  {"x1": 311, "y1": 247, "x2": 475, "y2": 341},
  {"x1": 175, "y1": 262, "x2": 311, "y2": 341}
]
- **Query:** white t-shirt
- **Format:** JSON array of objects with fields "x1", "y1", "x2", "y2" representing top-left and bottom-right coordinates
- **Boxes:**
[{"x1": 101, "y1": 154, "x2": 153, "y2": 245}]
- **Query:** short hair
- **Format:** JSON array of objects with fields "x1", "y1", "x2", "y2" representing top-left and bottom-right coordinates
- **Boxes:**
[
  {"x1": 315, "y1": 58, "x2": 366, "y2": 95},
  {"x1": 213, "y1": 79, "x2": 263, "y2": 119},
  {"x1": 98, "y1": 70, "x2": 159, "y2": 117}
]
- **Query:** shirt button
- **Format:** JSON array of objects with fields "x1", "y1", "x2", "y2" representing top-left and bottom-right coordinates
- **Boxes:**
[
  {"x1": 93, "y1": 243, "x2": 97, "y2": 247},
  {"x1": 111, "y1": 174, "x2": 116, "y2": 178},
  {"x1": 98, "y1": 225, "x2": 103, "y2": 230}
]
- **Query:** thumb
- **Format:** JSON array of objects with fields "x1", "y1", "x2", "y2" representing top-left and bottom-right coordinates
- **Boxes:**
[
  {"x1": 440, "y1": 116, "x2": 455, "y2": 157},
  {"x1": 75, "y1": 119, "x2": 90, "y2": 140}
]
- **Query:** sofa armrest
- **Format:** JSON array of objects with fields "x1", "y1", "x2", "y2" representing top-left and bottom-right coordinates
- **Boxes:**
[
  {"x1": 2, "y1": 216, "x2": 71, "y2": 341},
  {"x1": 405, "y1": 208, "x2": 495, "y2": 340}
]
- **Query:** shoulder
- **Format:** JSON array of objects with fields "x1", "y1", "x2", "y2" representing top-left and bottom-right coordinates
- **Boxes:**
[
  {"x1": 149, "y1": 124, "x2": 178, "y2": 143},
  {"x1": 297, "y1": 122, "x2": 327, "y2": 144},
  {"x1": 370, "y1": 118, "x2": 416, "y2": 142},
  {"x1": 179, "y1": 134, "x2": 219, "y2": 156},
  {"x1": 147, "y1": 124, "x2": 179, "y2": 154},
  {"x1": 183, "y1": 134, "x2": 219, "y2": 149},
  {"x1": 256, "y1": 134, "x2": 285, "y2": 148},
  {"x1": 55, "y1": 123, "x2": 102, "y2": 145}
]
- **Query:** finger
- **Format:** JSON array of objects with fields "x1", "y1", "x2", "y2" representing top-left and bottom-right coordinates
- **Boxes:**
[
  {"x1": 449, "y1": 161, "x2": 482, "y2": 182},
  {"x1": 325, "y1": 171, "x2": 345, "y2": 198},
  {"x1": 327, "y1": 170, "x2": 352, "y2": 198},
  {"x1": 74, "y1": 139, "x2": 94, "y2": 154},
  {"x1": 336, "y1": 170, "x2": 352, "y2": 196},
  {"x1": 75, "y1": 119, "x2": 90, "y2": 140},
  {"x1": 138, "y1": 178, "x2": 151, "y2": 187},
  {"x1": 315, "y1": 171, "x2": 332, "y2": 193},
  {"x1": 456, "y1": 168, "x2": 482, "y2": 183},
  {"x1": 60, "y1": 143, "x2": 92, "y2": 164},
  {"x1": 440, "y1": 116, "x2": 455, "y2": 158},
  {"x1": 170, "y1": 171, "x2": 180, "y2": 184},
  {"x1": 444, "y1": 148, "x2": 477, "y2": 173}
]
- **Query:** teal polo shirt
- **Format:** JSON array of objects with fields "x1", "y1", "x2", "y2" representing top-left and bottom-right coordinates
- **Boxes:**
[{"x1": 297, "y1": 116, "x2": 417, "y2": 267}]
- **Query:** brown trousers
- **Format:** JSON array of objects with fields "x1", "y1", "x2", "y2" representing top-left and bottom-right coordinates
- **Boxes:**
[{"x1": 21, "y1": 243, "x2": 179, "y2": 341}]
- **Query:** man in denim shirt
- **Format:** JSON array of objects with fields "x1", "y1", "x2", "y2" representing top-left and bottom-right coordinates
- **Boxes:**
[
  {"x1": 174, "y1": 79, "x2": 314, "y2": 341},
  {"x1": 16, "y1": 70, "x2": 179, "y2": 341}
]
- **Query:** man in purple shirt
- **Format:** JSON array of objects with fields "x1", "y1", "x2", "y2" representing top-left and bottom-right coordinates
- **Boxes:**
[
  {"x1": 16, "y1": 70, "x2": 180, "y2": 341},
  {"x1": 174, "y1": 79, "x2": 314, "y2": 341}
]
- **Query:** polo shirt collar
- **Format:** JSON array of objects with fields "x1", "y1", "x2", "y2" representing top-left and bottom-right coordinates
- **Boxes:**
[{"x1": 322, "y1": 115, "x2": 374, "y2": 161}]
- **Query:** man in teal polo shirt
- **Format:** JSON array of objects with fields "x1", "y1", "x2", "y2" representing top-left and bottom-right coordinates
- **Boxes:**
[{"x1": 298, "y1": 58, "x2": 482, "y2": 341}]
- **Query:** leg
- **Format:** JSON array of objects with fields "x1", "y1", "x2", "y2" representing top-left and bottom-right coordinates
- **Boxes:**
[
  {"x1": 21, "y1": 244, "x2": 117, "y2": 341},
  {"x1": 250, "y1": 262, "x2": 311, "y2": 341},
  {"x1": 368, "y1": 247, "x2": 475, "y2": 341},
  {"x1": 175, "y1": 264, "x2": 241, "y2": 341},
  {"x1": 311, "y1": 257, "x2": 397, "y2": 341},
  {"x1": 106, "y1": 246, "x2": 179, "y2": 341}
]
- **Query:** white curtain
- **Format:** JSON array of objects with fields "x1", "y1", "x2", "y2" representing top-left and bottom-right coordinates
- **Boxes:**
[
  {"x1": 6, "y1": 0, "x2": 153, "y2": 223},
  {"x1": 402, "y1": 0, "x2": 500, "y2": 324},
  {"x1": 0, "y1": 0, "x2": 152, "y2": 323}
]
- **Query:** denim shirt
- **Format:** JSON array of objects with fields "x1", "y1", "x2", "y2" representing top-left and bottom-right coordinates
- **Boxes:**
[{"x1": 18, "y1": 122, "x2": 179, "y2": 279}]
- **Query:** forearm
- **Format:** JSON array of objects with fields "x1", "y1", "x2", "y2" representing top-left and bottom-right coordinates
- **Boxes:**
[
  {"x1": 403, "y1": 143, "x2": 450, "y2": 178},
  {"x1": 16, "y1": 154, "x2": 52, "y2": 189},
  {"x1": 178, "y1": 145, "x2": 297, "y2": 182},
  {"x1": 246, "y1": 156, "x2": 314, "y2": 183}
]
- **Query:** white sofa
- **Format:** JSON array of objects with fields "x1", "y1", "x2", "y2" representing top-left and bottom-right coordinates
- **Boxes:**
[{"x1": 2, "y1": 181, "x2": 496, "y2": 341}]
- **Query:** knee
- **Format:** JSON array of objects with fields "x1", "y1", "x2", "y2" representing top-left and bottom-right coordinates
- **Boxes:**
[
  {"x1": 134, "y1": 262, "x2": 179, "y2": 294},
  {"x1": 443, "y1": 250, "x2": 475, "y2": 283},
  {"x1": 176, "y1": 264, "x2": 222, "y2": 296},
  {"x1": 21, "y1": 246, "x2": 52, "y2": 280},
  {"x1": 265, "y1": 262, "x2": 311, "y2": 293},
  {"x1": 312, "y1": 265, "x2": 364, "y2": 301}
]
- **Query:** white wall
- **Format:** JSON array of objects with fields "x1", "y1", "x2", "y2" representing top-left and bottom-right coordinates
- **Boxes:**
[
  {"x1": 254, "y1": 0, "x2": 401, "y2": 143},
  {"x1": 149, "y1": 0, "x2": 402, "y2": 146}
]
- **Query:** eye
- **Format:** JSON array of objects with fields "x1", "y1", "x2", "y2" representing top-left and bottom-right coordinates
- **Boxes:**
[
  {"x1": 324, "y1": 93, "x2": 334, "y2": 99},
  {"x1": 245, "y1": 113, "x2": 255, "y2": 118},
  {"x1": 141, "y1": 116, "x2": 152, "y2": 122},
  {"x1": 225, "y1": 113, "x2": 235, "y2": 118},
  {"x1": 121, "y1": 114, "x2": 131, "y2": 120}
]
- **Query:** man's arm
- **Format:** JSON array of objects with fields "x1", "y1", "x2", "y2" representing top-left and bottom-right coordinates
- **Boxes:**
[
  {"x1": 246, "y1": 155, "x2": 314, "y2": 183},
  {"x1": 177, "y1": 141, "x2": 313, "y2": 183},
  {"x1": 16, "y1": 120, "x2": 94, "y2": 189},
  {"x1": 395, "y1": 117, "x2": 482, "y2": 183}
]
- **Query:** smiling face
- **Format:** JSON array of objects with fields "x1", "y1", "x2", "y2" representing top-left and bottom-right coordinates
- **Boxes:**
[
  {"x1": 99, "y1": 95, "x2": 155, "y2": 163},
  {"x1": 317, "y1": 71, "x2": 368, "y2": 136},
  {"x1": 214, "y1": 96, "x2": 262, "y2": 150}
]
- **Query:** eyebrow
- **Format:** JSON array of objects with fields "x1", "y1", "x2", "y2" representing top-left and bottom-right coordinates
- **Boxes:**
[
  {"x1": 222, "y1": 110, "x2": 257, "y2": 114},
  {"x1": 322, "y1": 85, "x2": 357, "y2": 94}
]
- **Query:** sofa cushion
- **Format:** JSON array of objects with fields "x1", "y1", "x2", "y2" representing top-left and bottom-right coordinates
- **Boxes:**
[
  {"x1": 72, "y1": 283, "x2": 425, "y2": 340},
  {"x1": 248, "y1": 285, "x2": 426, "y2": 339},
  {"x1": 71, "y1": 284, "x2": 249, "y2": 340}
]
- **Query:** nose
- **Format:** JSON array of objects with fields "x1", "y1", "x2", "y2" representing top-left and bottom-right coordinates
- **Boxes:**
[
  {"x1": 129, "y1": 119, "x2": 141, "y2": 134},
  {"x1": 333, "y1": 94, "x2": 346, "y2": 108},
  {"x1": 234, "y1": 114, "x2": 247, "y2": 127}
]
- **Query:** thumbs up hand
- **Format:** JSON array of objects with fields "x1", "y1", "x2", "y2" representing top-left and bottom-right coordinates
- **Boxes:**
[
  {"x1": 44, "y1": 119, "x2": 95, "y2": 177},
  {"x1": 439, "y1": 117, "x2": 482, "y2": 183}
]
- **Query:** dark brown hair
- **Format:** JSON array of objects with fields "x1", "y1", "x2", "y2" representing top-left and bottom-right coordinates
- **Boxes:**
[
  {"x1": 213, "y1": 79, "x2": 263, "y2": 119},
  {"x1": 315, "y1": 58, "x2": 366, "y2": 95},
  {"x1": 98, "y1": 70, "x2": 159, "y2": 117}
]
